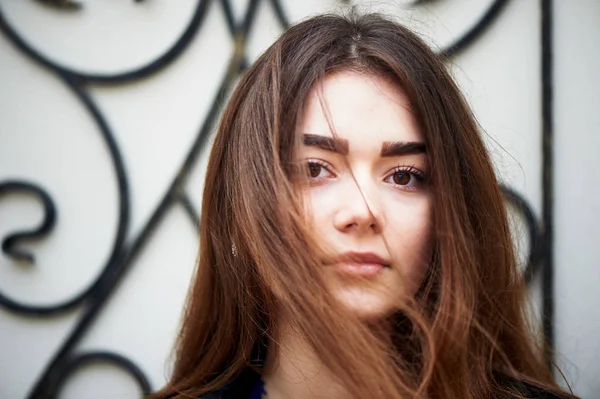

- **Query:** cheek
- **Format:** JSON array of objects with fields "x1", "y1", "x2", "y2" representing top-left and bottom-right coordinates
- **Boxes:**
[
  {"x1": 385, "y1": 200, "x2": 433, "y2": 285},
  {"x1": 303, "y1": 187, "x2": 335, "y2": 230}
]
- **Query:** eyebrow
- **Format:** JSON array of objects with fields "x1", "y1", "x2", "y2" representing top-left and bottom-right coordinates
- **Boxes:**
[
  {"x1": 303, "y1": 134, "x2": 349, "y2": 155},
  {"x1": 380, "y1": 141, "x2": 426, "y2": 157},
  {"x1": 302, "y1": 134, "x2": 426, "y2": 157}
]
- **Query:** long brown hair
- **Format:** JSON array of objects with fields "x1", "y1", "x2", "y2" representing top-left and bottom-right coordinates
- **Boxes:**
[{"x1": 151, "y1": 12, "x2": 576, "y2": 399}]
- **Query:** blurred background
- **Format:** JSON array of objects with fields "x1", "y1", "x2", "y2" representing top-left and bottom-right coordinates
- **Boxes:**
[{"x1": 0, "y1": 0, "x2": 598, "y2": 398}]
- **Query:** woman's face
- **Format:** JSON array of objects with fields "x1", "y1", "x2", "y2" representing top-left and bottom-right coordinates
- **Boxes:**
[{"x1": 298, "y1": 71, "x2": 433, "y2": 320}]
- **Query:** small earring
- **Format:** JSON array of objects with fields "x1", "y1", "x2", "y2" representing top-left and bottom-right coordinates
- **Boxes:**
[{"x1": 231, "y1": 243, "x2": 238, "y2": 257}]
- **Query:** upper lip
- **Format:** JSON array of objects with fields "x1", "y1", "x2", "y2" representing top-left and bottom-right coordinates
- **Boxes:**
[{"x1": 338, "y1": 251, "x2": 390, "y2": 266}]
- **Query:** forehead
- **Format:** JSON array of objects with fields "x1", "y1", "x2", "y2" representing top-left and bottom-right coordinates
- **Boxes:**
[{"x1": 299, "y1": 71, "x2": 422, "y2": 145}]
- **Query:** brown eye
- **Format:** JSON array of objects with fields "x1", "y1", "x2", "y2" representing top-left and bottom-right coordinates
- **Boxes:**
[
  {"x1": 308, "y1": 163, "x2": 322, "y2": 178},
  {"x1": 385, "y1": 166, "x2": 426, "y2": 191},
  {"x1": 392, "y1": 172, "x2": 411, "y2": 185},
  {"x1": 306, "y1": 160, "x2": 335, "y2": 181}
]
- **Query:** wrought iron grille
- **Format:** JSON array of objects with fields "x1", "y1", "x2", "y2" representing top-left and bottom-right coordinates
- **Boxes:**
[{"x1": 0, "y1": 0, "x2": 555, "y2": 397}]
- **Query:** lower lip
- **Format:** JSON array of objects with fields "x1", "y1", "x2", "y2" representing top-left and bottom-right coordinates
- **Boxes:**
[{"x1": 334, "y1": 263, "x2": 385, "y2": 276}]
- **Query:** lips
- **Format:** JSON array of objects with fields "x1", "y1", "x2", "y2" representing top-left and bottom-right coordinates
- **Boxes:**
[
  {"x1": 339, "y1": 251, "x2": 390, "y2": 266},
  {"x1": 332, "y1": 251, "x2": 390, "y2": 276}
]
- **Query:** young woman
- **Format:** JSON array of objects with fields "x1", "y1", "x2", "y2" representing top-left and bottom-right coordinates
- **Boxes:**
[{"x1": 150, "y1": 12, "x2": 577, "y2": 399}]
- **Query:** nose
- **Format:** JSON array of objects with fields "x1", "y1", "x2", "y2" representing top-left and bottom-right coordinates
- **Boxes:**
[{"x1": 333, "y1": 181, "x2": 382, "y2": 234}]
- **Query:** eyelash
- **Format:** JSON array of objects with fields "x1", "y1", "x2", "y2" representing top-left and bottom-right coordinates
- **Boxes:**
[
  {"x1": 385, "y1": 164, "x2": 426, "y2": 191},
  {"x1": 305, "y1": 159, "x2": 427, "y2": 191},
  {"x1": 306, "y1": 159, "x2": 334, "y2": 182}
]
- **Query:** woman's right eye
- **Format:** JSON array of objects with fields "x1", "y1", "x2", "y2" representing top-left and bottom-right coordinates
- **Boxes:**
[{"x1": 306, "y1": 160, "x2": 334, "y2": 180}]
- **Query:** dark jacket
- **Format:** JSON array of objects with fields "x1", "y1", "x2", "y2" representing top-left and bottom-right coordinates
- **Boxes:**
[
  {"x1": 201, "y1": 368, "x2": 260, "y2": 399},
  {"x1": 201, "y1": 368, "x2": 569, "y2": 399}
]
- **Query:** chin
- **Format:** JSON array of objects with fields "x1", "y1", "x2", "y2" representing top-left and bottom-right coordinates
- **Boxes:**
[{"x1": 334, "y1": 286, "x2": 397, "y2": 322}]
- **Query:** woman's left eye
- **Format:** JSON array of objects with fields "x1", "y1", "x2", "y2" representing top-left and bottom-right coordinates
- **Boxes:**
[{"x1": 384, "y1": 166, "x2": 426, "y2": 190}]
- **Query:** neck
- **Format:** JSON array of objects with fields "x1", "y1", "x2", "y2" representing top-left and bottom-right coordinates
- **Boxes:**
[{"x1": 261, "y1": 320, "x2": 348, "y2": 399}]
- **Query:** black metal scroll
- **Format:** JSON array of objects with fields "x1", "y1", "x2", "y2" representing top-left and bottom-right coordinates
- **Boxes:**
[
  {"x1": 0, "y1": 0, "x2": 553, "y2": 397},
  {"x1": 0, "y1": 181, "x2": 56, "y2": 265}
]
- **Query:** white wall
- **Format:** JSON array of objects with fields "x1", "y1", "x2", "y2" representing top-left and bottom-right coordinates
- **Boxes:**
[
  {"x1": 0, "y1": 0, "x2": 598, "y2": 398},
  {"x1": 553, "y1": 2, "x2": 600, "y2": 397}
]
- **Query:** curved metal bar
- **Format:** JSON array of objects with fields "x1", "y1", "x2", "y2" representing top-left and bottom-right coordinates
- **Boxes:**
[
  {"x1": 177, "y1": 193, "x2": 200, "y2": 232},
  {"x1": 440, "y1": 0, "x2": 509, "y2": 59},
  {"x1": 0, "y1": 76, "x2": 131, "y2": 317},
  {"x1": 0, "y1": 0, "x2": 209, "y2": 84},
  {"x1": 500, "y1": 184, "x2": 543, "y2": 285},
  {"x1": 49, "y1": 351, "x2": 152, "y2": 398},
  {"x1": 269, "y1": 0, "x2": 290, "y2": 30},
  {"x1": 219, "y1": 0, "x2": 261, "y2": 72},
  {"x1": 33, "y1": 0, "x2": 148, "y2": 11},
  {"x1": 33, "y1": 0, "x2": 82, "y2": 11},
  {"x1": 0, "y1": 180, "x2": 56, "y2": 263},
  {"x1": 220, "y1": 0, "x2": 238, "y2": 36}
]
